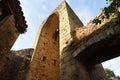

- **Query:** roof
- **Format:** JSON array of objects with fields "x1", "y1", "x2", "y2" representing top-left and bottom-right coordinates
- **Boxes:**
[{"x1": 1, "y1": 0, "x2": 27, "y2": 33}]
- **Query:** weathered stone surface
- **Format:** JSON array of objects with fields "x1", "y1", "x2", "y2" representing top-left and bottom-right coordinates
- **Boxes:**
[
  {"x1": 88, "y1": 64, "x2": 107, "y2": 80},
  {"x1": 0, "y1": 15, "x2": 20, "y2": 79},
  {"x1": 26, "y1": 1, "x2": 90, "y2": 80},
  {"x1": 0, "y1": 48, "x2": 34, "y2": 80},
  {"x1": 27, "y1": 13, "x2": 60, "y2": 80},
  {"x1": 73, "y1": 17, "x2": 120, "y2": 58},
  {"x1": 60, "y1": 50, "x2": 90, "y2": 80},
  {"x1": 0, "y1": 0, "x2": 119, "y2": 80},
  {"x1": 25, "y1": 1, "x2": 109, "y2": 80},
  {"x1": 0, "y1": 15, "x2": 19, "y2": 54},
  {"x1": 0, "y1": 0, "x2": 27, "y2": 55},
  {"x1": 0, "y1": 1, "x2": 27, "y2": 79}
]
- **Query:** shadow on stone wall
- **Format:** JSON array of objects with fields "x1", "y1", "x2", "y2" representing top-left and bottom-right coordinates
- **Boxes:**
[{"x1": 0, "y1": 48, "x2": 34, "y2": 80}]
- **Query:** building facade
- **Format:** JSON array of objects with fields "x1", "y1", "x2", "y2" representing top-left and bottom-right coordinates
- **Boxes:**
[
  {"x1": 0, "y1": 0, "x2": 27, "y2": 79},
  {"x1": 26, "y1": 1, "x2": 107, "y2": 80}
]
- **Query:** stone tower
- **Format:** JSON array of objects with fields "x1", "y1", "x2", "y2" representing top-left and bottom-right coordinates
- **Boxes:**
[{"x1": 26, "y1": 1, "x2": 90, "y2": 80}]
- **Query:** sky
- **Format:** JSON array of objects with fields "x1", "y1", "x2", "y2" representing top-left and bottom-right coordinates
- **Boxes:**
[{"x1": 11, "y1": 0, "x2": 120, "y2": 76}]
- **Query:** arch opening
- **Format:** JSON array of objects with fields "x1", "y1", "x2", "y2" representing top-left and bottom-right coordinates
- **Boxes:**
[
  {"x1": 75, "y1": 34, "x2": 120, "y2": 80},
  {"x1": 76, "y1": 34, "x2": 120, "y2": 66}
]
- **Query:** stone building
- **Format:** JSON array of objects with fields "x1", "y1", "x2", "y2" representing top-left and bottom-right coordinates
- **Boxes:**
[
  {"x1": 25, "y1": 1, "x2": 96, "y2": 80},
  {"x1": 0, "y1": 0, "x2": 27, "y2": 79},
  {"x1": 0, "y1": 0, "x2": 120, "y2": 80},
  {"x1": 26, "y1": 1, "x2": 120, "y2": 80},
  {"x1": 0, "y1": 0, "x2": 27, "y2": 54},
  {"x1": 0, "y1": 48, "x2": 34, "y2": 80}
]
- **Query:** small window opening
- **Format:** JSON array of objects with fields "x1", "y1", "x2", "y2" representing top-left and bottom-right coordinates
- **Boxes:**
[
  {"x1": 42, "y1": 56, "x2": 46, "y2": 62},
  {"x1": 53, "y1": 29, "x2": 59, "y2": 41},
  {"x1": 67, "y1": 41, "x2": 76, "y2": 47},
  {"x1": 52, "y1": 59, "x2": 57, "y2": 66}
]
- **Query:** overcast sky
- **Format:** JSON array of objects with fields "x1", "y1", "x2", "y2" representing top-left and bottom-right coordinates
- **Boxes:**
[{"x1": 11, "y1": 0, "x2": 120, "y2": 76}]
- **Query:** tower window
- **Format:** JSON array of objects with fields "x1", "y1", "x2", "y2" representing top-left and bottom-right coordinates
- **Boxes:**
[
  {"x1": 52, "y1": 59, "x2": 57, "y2": 66},
  {"x1": 53, "y1": 29, "x2": 59, "y2": 41},
  {"x1": 42, "y1": 56, "x2": 46, "y2": 62}
]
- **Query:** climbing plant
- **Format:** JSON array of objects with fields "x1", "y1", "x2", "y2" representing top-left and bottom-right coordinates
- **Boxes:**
[
  {"x1": 93, "y1": 0, "x2": 120, "y2": 24},
  {"x1": 105, "y1": 68, "x2": 120, "y2": 80}
]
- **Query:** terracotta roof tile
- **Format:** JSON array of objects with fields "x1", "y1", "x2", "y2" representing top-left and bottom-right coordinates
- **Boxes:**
[{"x1": 2, "y1": 0, "x2": 28, "y2": 33}]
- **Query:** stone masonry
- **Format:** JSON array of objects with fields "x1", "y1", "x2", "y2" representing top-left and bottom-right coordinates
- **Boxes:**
[
  {"x1": 0, "y1": 0, "x2": 27, "y2": 79},
  {"x1": 0, "y1": 48, "x2": 33, "y2": 80},
  {"x1": 26, "y1": 1, "x2": 120, "y2": 80},
  {"x1": 27, "y1": 1, "x2": 91, "y2": 80},
  {"x1": 0, "y1": 0, "x2": 120, "y2": 80}
]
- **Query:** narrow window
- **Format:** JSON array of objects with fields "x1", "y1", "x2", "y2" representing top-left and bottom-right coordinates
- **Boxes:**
[
  {"x1": 53, "y1": 29, "x2": 59, "y2": 41},
  {"x1": 52, "y1": 59, "x2": 57, "y2": 66},
  {"x1": 42, "y1": 56, "x2": 46, "y2": 62}
]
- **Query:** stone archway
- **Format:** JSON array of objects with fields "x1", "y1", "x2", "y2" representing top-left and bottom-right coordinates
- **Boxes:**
[
  {"x1": 74, "y1": 17, "x2": 120, "y2": 80},
  {"x1": 76, "y1": 35, "x2": 120, "y2": 80},
  {"x1": 76, "y1": 35, "x2": 120, "y2": 65}
]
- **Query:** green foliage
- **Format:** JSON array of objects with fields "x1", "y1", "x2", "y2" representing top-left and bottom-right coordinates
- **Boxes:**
[
  {"x1": 104, "y1": 0, "x2": 120, "y2": 18},
  {"x1": 105, "y1": 68, "x2": 115, "y2": 79},
  {"x1": 93, "y1": 0, "x2": 120, "y2": 24},
  {"x1": 93, "y1": 19, "x2": 101, "y2": 25},
  {"x1": 105, "y1": 68, "x2": 120, "y2": 80}
]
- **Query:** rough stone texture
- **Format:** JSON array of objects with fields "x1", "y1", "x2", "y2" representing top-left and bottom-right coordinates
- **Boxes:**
[
  {"x1": 0, "y1": 15, "x2": 20, "y2": 78},
  {"x1": 73, "y1": 16, "x2": 120, "y2": 58},
  {"x1": 27, "y1": 1, "x2": 90, "y2": 80},
  {"x1": 0, "y1": 15, "x2": 19, "y2": 54},
  {"x1": 71, "y1": 15, "x2": 120, "y2": 67},
  {"x1": 1, "y1": 0, "x2": 28, "y2": 33},
  {"x1": 0, "y1": 48, "x2": 34, "y2": 80},
  {"x1": 26, "y1": 1, "x2": 120, "y2": 80},
  {"x1": 0, "y1": 0, "x2": 27, "y2": 54},
  {"x1": 27, "y1": 13, "x2": 60, "y2": 80},
  {"x1": 0, "y1": 1, "x2": 27, "y2": 79},
  {"x1": 88, "y1": 64, "x2": 107, "y2": 80},
  {"x1": 0, "y1": 1, "x2": 119, "y2": 80},
  {"x1": 60, "y1": 50, "x2": 90, "y2": 80}
]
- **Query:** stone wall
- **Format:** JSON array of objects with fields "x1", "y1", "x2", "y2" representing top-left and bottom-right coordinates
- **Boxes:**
[
  {"x1": 0, "y1": 15, "x2": 20, "y2": 79},
  {"x1": 0, "y1": 15, "x2": 19, "y2": 54},
  {"x1": 59, "y1": 2, "x2": 90, "y2": 80},
  {"x1": 26, "y1": 1, "x2": 91, "y2": 80},
  {"x1": 0, "y1": 48, "x2": 33, "y2": 80},
  {"x1": 0, "y1": 1, "x2": 29, "y2": 80},
  {"x1": 26, "y1": 1, "x2": 120, "y2": 80},
  {"x1": 88, "y1": 64, "x2": 107, "y2": 80},
  {"x1": 26, "y1": 13, "x2": 60, "y2": 80},
  {"x1": 60, "y1": 49, "x2": 90, "y2": 80},
  {"x1": 73, "y1": 16, "x2": 120, "y2": 58}
]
